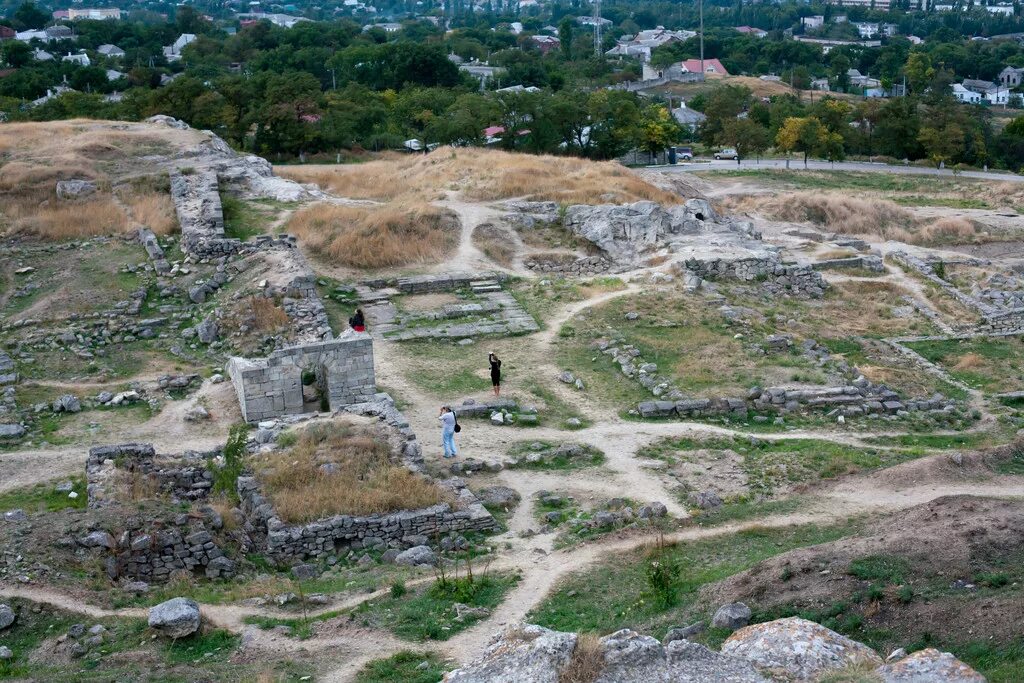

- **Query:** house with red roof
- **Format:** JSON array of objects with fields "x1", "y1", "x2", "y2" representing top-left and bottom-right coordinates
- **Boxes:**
[
  {"x1": 735, "y1": 26, "x2": 767, "y2": 38},
  {"x1": 680, "y1": 58, "x2": 729, "y2": 77}
]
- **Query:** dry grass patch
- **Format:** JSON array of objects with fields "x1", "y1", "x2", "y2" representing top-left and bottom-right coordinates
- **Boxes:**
[
  {"x1": 125, "y1": 192, "x2": 178, "y2": 235},
  {"x1": 256, "y1": 421, "x2": 450, "y2": 524},
  {"x1": 277, "y1": 148, "x2": 681, "y2": 205},
  {"x1": 286, "y1": 202, "x2": 458, "y2": 269},
  {"x1": 472, "y1": 222, "x2": 517, "y2": 267},
  {"x1": 559, "y1": 633, "x2": 605, "y2": 683},
  {"x1": 1, "y1": 197, "x2": 129, "y2": 239},
  {"x1": 727, "y1": 192, "x2": 982, "y2": 246},
  {"x1": 249, "y1": 296, "x2": 290, "y2": 331}
]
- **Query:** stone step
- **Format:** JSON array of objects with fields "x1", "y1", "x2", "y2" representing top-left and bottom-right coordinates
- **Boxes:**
[{"x1": 472, "y1": 284, "x2": 502, "y2": 293}]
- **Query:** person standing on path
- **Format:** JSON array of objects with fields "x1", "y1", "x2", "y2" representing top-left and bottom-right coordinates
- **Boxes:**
[
  {"x1": 439, "y1": 406, "x2": 458, "y2": 458},
  {"x1": 489, "y1": 352, "x2": 502, "y2": 397}
]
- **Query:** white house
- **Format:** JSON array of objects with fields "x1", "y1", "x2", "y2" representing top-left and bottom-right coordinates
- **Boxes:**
[
  {"x1": 97, "y1": 43, "x2": 125, "y2": 58},
  {"x1": 1000, "y1": 66, "x2": 1024, "y2": 88},
  {"x1": 606, "y1": 27, "x2": 697, "y2": 63},
  {"x1": 854, "y1": 22, "x2": 879, "y2": 38},
  {"x1": 801, "y1": 15, "x2": 825, "y2": 29},
  {"x1": 163, "y1": 33, "x2": 196, "y2": 62},
  {"x1": 62, "y1": 51, "x2": 90, "y2": 66},
  {"x1": 952, "y1": 83, "x2": 982, "y2": 104},
  {"x1": 986, "y1": 4, "x2": 1014, "y2": 15},
  {"x1": 105, "y1": 69, "x2": 124, "y2": 81},
  {"x1": 33, "y1": 48, "x2": 54, "y2": 60}
]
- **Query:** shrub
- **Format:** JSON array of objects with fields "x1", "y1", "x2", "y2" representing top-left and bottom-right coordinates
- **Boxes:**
[
  {"x1": 643, "y1": 537, "x2": 681, "y2": 609},
  {"x1": 390, "y1": 581, "x2": 407, "y2": 598},
  {"x1": 211, "y1": 424, "x2": 248, "y2": 500},
  {"x1": 559, "y1": 633, "x2": 605, "y2": 683}
]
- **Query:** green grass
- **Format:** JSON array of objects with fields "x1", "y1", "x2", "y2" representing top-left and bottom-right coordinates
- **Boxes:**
[
  {"x1": 221, "y1": 194, "x2": 290, "y2": 241},
  {"x1": 862, "y1": 432, "x2": 994, "y2": 450},
  {"x1": 528, "y1": 520, "x2": 861, "y2": 638},
  {"x1": 506, "y1": 440, "x2": 605, "y2": 470},
  {"x1": 848, "y1": 555, "x2": 911, "y2": 584},
  {"x1": 905, "y1": 336, "x2": 1024, "y2": 394},
  {"x1": 350, "y1": 572, "x2": 520, "y2": 641},
  {"x1": 692, "y1": 495, "x2": 810, "y2": 526},
  {"x1": 355, "y1": 651, "x2": 450, "y2": 683},
  {"x1": 993, "y1": 441, "x2": 1024, "y2": 475},
  {"x1": 640, "y1": 435, "x2": 920, "y2": 496},
  {"x1": 163, "y1": 629, "x2": 240, "y2": 664},
  {"x1": 0, "y1": 477, "x2": 86, "y2": 514},
  {"x1": 521, "y1": 380, "x2": 591, "y2": 429}
]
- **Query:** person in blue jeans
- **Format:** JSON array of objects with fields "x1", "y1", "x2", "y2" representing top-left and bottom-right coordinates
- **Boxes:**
[{"x1": 439, "y1": 406, "x2": 458, "y2": 458}]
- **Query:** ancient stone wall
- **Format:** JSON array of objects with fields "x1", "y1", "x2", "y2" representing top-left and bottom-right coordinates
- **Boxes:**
[
  {"x1": 237, "y1": 476, "x2": 496, "y2": 562},
  {"x1": 681, "y1": 257, "x2": 828, "y2": 298},
  {"x1": 226, "y1": 334, "x2": 376, "y2": 423},
  {"x1": 86, "y1": 443, "x2": 214, "y2": 507},
  {"x1": 169, "y1": 169, "x2": 242, "y2": 258},
  {"x1": 82, "y1": 443, "x2": 235, "y2": 583}
]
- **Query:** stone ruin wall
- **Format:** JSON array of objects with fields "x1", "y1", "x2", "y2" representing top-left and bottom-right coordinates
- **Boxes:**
[
  {"x1": 84, "y1": 443, "x2": 236, "y2": 583},
  {"x1": 226, "y1": 335, "x2": 376, "y2": 424},
  {"x1": 680, "y1": 256, "x2": 828, "y2": 298},
  {"x1": 236, "y1": 399, "x2": 497, "y2": 563},
  {"x1": 169, "y1": 169, "x2": 242, "y2": 259},
  {"x1": 891, "y1": 251, "x2": 1024, "y2": 333}
]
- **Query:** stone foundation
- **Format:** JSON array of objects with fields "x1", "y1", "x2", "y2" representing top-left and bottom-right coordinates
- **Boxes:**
[
  {"x1": 86, "y1": 443, "x2": 215, "y2": 508},
  {"x1": 169, "y1": 169, "x2": 242, "y2": 258},
  {"x1": 226, "y1": 334, "x2": 376, "y2": 423},
  {"x1": 680, "y1": 256, "x2": 828, "y2": 298}
]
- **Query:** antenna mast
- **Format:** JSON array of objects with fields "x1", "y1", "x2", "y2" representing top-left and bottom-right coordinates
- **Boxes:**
[{"x1": 594, "y1": 0, "x2": 602, "y2": 57}]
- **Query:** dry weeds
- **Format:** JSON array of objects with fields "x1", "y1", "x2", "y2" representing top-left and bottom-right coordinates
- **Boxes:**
[
  {"x1": 125, "y1": 192, "x2": 178, "y2": 235},
  {"x1": 727, "y1": 192, "x2": 982, "y2": 246},
  {"x1": 286, "y1": 202, "x2": 458, "y2": 269},
  {"x1": 256, "y1": 421, "x2": 450, "y2": 523},
  {"x1": 472, "y1": 223, "x2": 517, "y2": 267},
  {"x1": 559, "y1": 633, "x2": 605, "y2": 683},
  {"x1": 249, "y1": 296, "x2": 290, "y2": 331},
  {"x1": 277, "y1": 148, "x2": 682, "y2": 205},
  {"x1": 1, "y1": 197, "x2": 130, "y2": 239}
]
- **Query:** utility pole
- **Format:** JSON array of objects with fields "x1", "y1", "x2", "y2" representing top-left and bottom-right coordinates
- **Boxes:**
[
  {"x1": 699, "y1": 0, "x2": 705, "y2": 81},
  {"x1": 593, "y1": 0, "x2": 602, "y2": 58}
]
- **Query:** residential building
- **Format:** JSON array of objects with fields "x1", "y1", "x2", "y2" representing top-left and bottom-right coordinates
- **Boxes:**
[
  {"x1": 33, "y1": 48, "x2": 54, "y2": 60},
  {"x1": 576, "y1": 16, "x2": 612, "y2": 27},
  {"x1": 105, "y1": 69, "x2": 124, "y2": 81},
  {"x1": 362, "y1": 22, "x2": 402, "y2": 33},
  {"x1": 237, "y1": 12, "x2": 309, "y2": 28},
  {"x1": 811, "y1": 77, "x2": 831, "y2": 91},
  {"x1": 163, "y1": 33, "x2": 196, "y2": 61},
  {"x1": 801, "y1": 15, "x2": 825, "y2": 29},
  {"x1": 952, "y1": 83, "x2": 982, "y2": 103},
  {"x1": 986, "y1": 4, "x2": 1014, "y2": 15},
  {"x1": 794, "y1": 36, "x2": 881, "y2": 53},
  {"x1": 833, "y1": 0, "x2": 890, "y2": 8},
  {"x1": 31, "y1": 84, "x2": 73, "y2": 107},
  {"x1": 45, "y1": 25, "x2": 73, "y2": 40},
  {"x1": 496, "y1": 84, "x2": 541, "y2": 93},
  {"x1": 460, "y1": 61, "x2": 503, "y2": 90},
  {"x1": 1000, "y1": 66, "x2": 1024, "y2": 88},
  {"x1": 606, "y1": 27, "x2": 697, "y2": 63},
  {"x1": 680, "y1": 58, "x2": 729, "y2": 76},
  {"x1": 962, "y1": 78, "x2": 997, "y2": 94},
  {"x1": 853, "y1": 22, "x2": 879, "y2": 38},
  {"x1": 62, "y1": 51, "x2": 90, "y2": 66},
  {"x1": 671, "y1": 102, "x2": 707, "y2": 132},
  {"x1": 67, "y1": 8, "x2": 121, "y2": 20},
  {"x1": 16, "y1": 29, "x2": 50, "y2": 42},
  {"x1": 97, "y1": 44, "x2": 125, "y2": 58},
  {"x1": 735, "y1": 25, "x2": 768, "y2": 38},
  {"x1": 530, "y1": 35, "x2": 560, "y2": 55}
]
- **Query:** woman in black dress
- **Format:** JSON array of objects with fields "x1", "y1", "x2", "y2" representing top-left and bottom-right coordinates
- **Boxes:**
[{"x1": 489, "y1": 352, "x2": 502, "y2": 397}]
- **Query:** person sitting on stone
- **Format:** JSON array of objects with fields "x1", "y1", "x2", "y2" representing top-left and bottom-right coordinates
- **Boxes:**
[{"x1": 349, "y1": 308, "x2": 366, "y2": 333}]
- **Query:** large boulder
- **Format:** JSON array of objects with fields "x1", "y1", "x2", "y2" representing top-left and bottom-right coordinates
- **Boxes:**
[
  {"x1": 444, "y1": 624, "x2": 577, "y2": 683},
  {"x1": 665, "y1": 639, "x2": 766, "y2": 682},
  {"x1": 394, "y1": 545, "x2": 437, "y2": 567},
  {"x1": 196, "y1": 316, "x2": 219, "y2": 344},
  {"x1": 52, "y1": 394, "x2": 82, "y2": 413},
  {"x1": 562, "y1": 201, "x2": 710, "y2": 264},
  {"x1": 148, "y1": 598, "x2": 201, "y2": 639},
  {"x1": 0, "y1": 424, "x2": 26, "y2": 439},
  {"x1": 876, "y1": 648, "x2": 985, "y2": 683},
  {"x1": 722, "y1": 617, "x2": 883, "y2": 680},
  {"x1": 711, "y1": 602, "x2": 752, "y2": 630},
  {"x1": 477, "y1": 486, "x2": 521, "y2": 508},
  {"x1": 0, "y1": 603, "x2": 15, "y2": 630},
  {"x1": 56, "y1": 179, "x2": 97, "y2": 200}
]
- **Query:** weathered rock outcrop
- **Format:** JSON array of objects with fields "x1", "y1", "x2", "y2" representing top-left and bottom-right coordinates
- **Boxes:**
[
  {"x1": 148, "y1": 597, "x2": 201, "y2": 638},
  {"x1": 444, "y1": 619, "x2": 984, "y2": 683}
]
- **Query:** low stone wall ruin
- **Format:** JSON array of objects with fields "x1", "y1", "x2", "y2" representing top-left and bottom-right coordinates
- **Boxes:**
[
  {"x1": 811, "y1": 255, "x2": 885, "y2": 273},
  {"x1": 680, "y1": 257, "x2": 828, "y2": 298},
  {"x1": 86, "y1": 443, "x2": 214, "y2": 507},
  {"x1": 169, "y1": 169, "x2": 242, "y2": 258},
  {"x1": 83, "y1": 443, "x2": 236, "y2": 583},
  {"x1": 226, "y1": 334, "x2": 376, "y2": 423}
]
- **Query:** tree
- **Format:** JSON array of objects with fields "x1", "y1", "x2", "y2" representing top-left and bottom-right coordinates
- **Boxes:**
[
  {"x1": 720, "y1": 118, "x2": 769, "y2": 162},
  {"x1": 0, "y1": 40, "x2": 33, "y2": 68},
  {"x1": 996, "y1": 115, "x2": 1024, "y2": 171},
  {"x1": 12, "y1": 1, "x2": 49, "y2": 30},
  {"x1": 918, "y1": 121, "x2": 964, "y2": 167},
  {"x1": 904, "y1": 52, "x2": 935, "y2": 94},
  {"x1": 558, "y1": 17, "x2": 573, "y2": 61},
  {"x1": 636, "y1": 104, "x2": 681, "y2": 162},
  {"x1": 775, "y1": 116, "x2": 829, "y2": 167},
  {"x1": 699, "y1": 84, "x2": 752, "y2": 146}
]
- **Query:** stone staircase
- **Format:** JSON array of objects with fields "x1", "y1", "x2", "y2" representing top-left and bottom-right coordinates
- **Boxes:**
[{"x1": 470, "y1": 279, "x2": 502, "y2": 294}]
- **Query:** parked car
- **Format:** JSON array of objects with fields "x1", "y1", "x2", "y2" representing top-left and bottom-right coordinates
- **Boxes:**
[
  {"x1": 714, "y1": 148, "x2": 739, "y2": 160},
  {"x1": 675, "y1": 146, "x2": 693, "y2": 161}
]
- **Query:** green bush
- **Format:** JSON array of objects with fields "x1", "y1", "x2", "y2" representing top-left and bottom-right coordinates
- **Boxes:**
[{"x1": 211, "y1": 424, "x2": 248, "y2": 500}]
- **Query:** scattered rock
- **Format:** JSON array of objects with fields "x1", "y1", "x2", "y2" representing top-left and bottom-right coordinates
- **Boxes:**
[
  {"x1": 876, "y1": 647, "x2": 985, "y2": 682},
  {"x1": 687, "y1": 490, "x2": 724, "y2": 510},
  {"x1": 712, "y1": 603, "x2": 752, "y2": 630},
  {"x1": 0, "y1": 646, "x2": 11, "y2": 661},
  {"x1": 477, "y1": 486, "x2": 521, "y2": 508},
  {"x1": 56, "y1": 179, "x2": 97, "y2": 200},
  {"x1": 3, "y1": 509, "x2": 27, "y2": 523},
  {"x1": 52, "y1": 394, "x2": 82, "y2": 413},
  {"x1": 0, "y1": 604, "x2": 15, "y2": 630},
  {"x1": 395, "y1": 545, "x2": 437, "y2": 567},
  {"x1": 291, "y1": 564, "x2": 319, "y2": 580},
  {"x1": 722, "y1": 617, "x2": 883, "y2": 680},
  {"x1": 148, "y1": 598, "x2": 201, "y2": 639},
  {"x1": 184, "y1": 405, "x2": 210, "y2": 422},
  {"x1": 663, "y1": 621, "x2": 705, "y2": 644}
]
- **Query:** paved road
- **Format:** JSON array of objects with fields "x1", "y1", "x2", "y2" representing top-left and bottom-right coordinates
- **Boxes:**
[{"x1": 657, "y1": 158, "x2": 1024, "y2": 183}]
